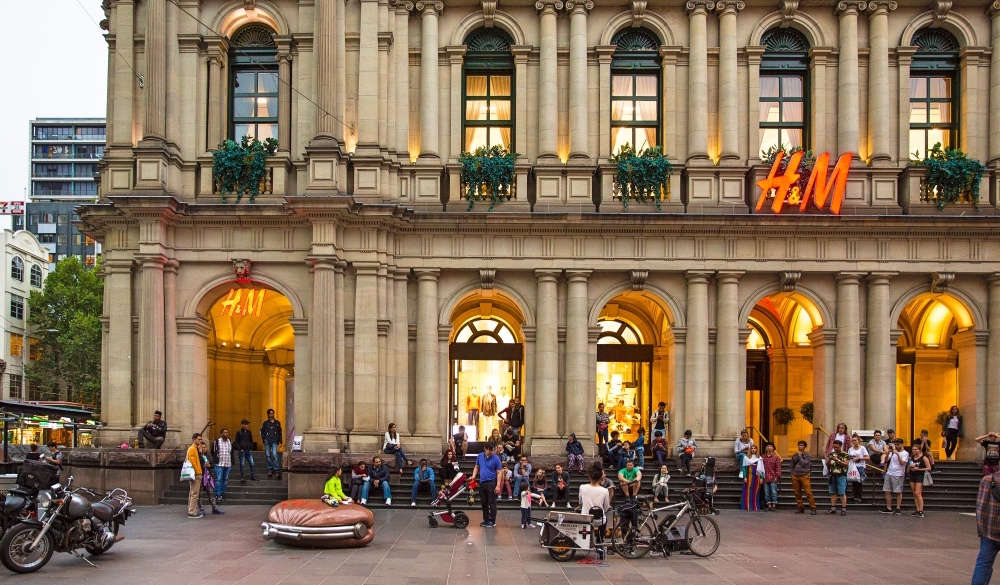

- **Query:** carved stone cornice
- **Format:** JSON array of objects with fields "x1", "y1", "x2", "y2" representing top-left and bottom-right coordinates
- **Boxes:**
[
  {"x1": 778, "y1": 0, "x2": 798, "y2": 26},
  {"x1": 388, "y1": 0, "x2": 415, "y2": 12},
  {"x1": 836, "y1": 0, "x2": 867, "y2": 15},
  {"x1": 536, "y1": 0, "x2": 564, "y2": 14},
  {"x1": 867, "y1": 0, "x2": 897, "y2": 15},
  {"x1": 931, "y1": 0, "x2": 951, "y2": 25},
  {"x1": 629, "y1": 0, "x2": 646, "y2": 26},
  {"x1": 414, "y1": 0, "x2": 442, "y2": 15},
  {"x1": 779, "y1": 271, "x2": 801, "y2": 292},
  {"x1": 482, "y1": 0, "x2": 497, "y2": 26},
  {"x1": 480, "y1": 268, "x2": 496, "y2": 290},
  {"x1": 931, "y1": 272, "x2": 955, "y2": 293},
  {"x1": 565, "y1": 0, "x2": 593, "y2": 14},
  {"x1": 685, "y1": 0, "x2": 716, "y2": 15},
  {"x1": 715, "y1": 0, "x2": 745, "y2": 14},
  {"x1": 630, "y1": 269, "x2": 649, "y2": 291}
]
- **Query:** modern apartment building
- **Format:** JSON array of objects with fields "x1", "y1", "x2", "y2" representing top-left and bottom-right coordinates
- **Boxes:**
[{"x1": 16, "y1": 119, "x2": 105, "y2": 270}]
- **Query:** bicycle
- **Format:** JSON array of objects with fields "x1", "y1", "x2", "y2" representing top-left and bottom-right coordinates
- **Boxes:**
[{"x1": 610, "y1": 488, "x2": 721, "y2": 559}]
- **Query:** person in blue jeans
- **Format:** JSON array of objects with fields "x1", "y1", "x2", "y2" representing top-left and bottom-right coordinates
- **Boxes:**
[
  {"x1": 384, "y1": 423, "x2": 413, "y2": 472},
  {"x1": 973, "y1": 470, "x2": 1000, "y2": 585},
  {"x1": 633, "y1": 429, "x2": 646, "y2": 468},
  {"x1": 363, "y1": 456, "x2": 392, "y2": 506},
  {"x1": 512, "y1": 455, "x2": 532, "y2": 495},
  {"x1": 234, "y1": 419, "x2": 258, "y2": 481},
  {"x1": 410, "y1": 459, "x2": 436, "y2": 506},
  {"x1": 260, "y1": 409, "x2": 283, "y2": 479}
]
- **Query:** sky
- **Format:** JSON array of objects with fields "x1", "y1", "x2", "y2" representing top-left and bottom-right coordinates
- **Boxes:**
[{"x1": 1, "y1": 2, "x2": 109, "y2": 205}]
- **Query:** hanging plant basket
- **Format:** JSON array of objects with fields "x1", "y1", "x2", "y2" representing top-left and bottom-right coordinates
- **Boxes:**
[
  {"x1": 458, "y1": 145, "x2": 520, "y2": 211},
  {"x1": 212, "y1": 135, "x2": 278, "y2": 203},
  {"x1": 911, "y1": 143, "x2": 987, "y2": 210},
  {"x1": 610, "y1": 144, "x2": 673, "y2": 210}
]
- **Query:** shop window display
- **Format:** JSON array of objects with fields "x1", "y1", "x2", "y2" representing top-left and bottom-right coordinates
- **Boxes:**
[
  {"x1": 596, "y1": 320, "x2": 652, "y2": 444},
  {"x1": 450, "y1": 318, "x2": 523, "y2": 443}
]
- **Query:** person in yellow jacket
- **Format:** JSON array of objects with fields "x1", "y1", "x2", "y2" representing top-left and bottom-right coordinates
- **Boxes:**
[
  {"x1": 186, "y1": 434, "x2": 205, "y2": 518},
  {"x1": 321, "y1": 466, "x2": 352, "y2": 507}
]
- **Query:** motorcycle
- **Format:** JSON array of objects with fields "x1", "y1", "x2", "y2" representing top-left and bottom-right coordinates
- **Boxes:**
[{"x1": 0, "y1": 476, "x2": 135, "y2": 573}]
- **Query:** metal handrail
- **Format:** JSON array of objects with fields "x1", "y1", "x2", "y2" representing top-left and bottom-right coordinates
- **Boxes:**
[
  {"x1": 746, "y1": 426, "x2": 769, "y2": 446},
  {"x1": 812, "y1": 426, "x2": 831, "y2": 457}
]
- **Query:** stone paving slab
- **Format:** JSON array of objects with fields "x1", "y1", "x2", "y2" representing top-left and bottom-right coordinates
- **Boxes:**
[{"x1": 0, "y1": 505, "x2": 984, "y2": 584}]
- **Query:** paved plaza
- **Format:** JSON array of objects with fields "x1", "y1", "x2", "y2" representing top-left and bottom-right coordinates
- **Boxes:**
[{"x1": 1, "y1": 505, "x2": 986, "y2": 585}]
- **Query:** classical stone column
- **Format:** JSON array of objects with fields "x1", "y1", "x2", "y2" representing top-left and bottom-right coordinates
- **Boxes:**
[
  {"x1": 597, "y1": 45, "x2": 616, "y2": 159},
  {"x1": 314, "y1": 0, "x2": 338, "y2": 137},
  {"x1": 276, "y1": 51, "x2": 293, "y2": 153},
  {"x1": 714, "y1": 272, "x2": 742, "y2": 438},
  {"x1": 310, "y1": 258, "x2": 337, "y2": 430},
  {"x1": 867, "y1": 1, "x2": 895, "y2": 163},
  {"x1": 163, "y1": 259, "x2": 178, "y2": 439},
  {"x1": 352, "y1": 263, "x2": 380, "y2": 437},
  {"x1": 716, "y1": 1, "x2": 744, "y2": 162},
  {"x1": 685, "y1": 1, "x2": 711, "y2": 162},
  {"x1": 109, "y1": 0, "x2": 135, "y2": 147},
  {"x1": 416, "y1": 1, "x2": 443, "y2": 160},
  {"x1": 102, "y1": 258, "x2": 134, "y2": 439},
  {"x1": 394, "y1": 2, "x2": 411, "y2": 159},
  {"x1": 835, "y1": 273, "x2": 863, "y2": 429},
  {"x1": 809, "y1": 48, "x2": 833, "y2": 154},
  {"x1": 206, "y1": 50, "x2": 225, "y2": 152},
  {"x1": 990, "y1": 2, "x2": 1000, "y2": 163},
  {"x1": 565, "y1": 271, "x2": 591, "y2": 439},
  {"x1": 334, "y1": 262, "x2": 347, "y2": 432},
  {"x1": 685, "y1": 271, "x2": 712, "y2": 437},
  {"x1": 358, "y1": 0, "x2": 379, "y2": 147},
  {"x1": 536, "y1": 0, "x2": 562, "y2": 160},
  {"x1": 566, "y1": 1, "x2": 592, "y2": 159},
  {"x1": 746, "y1": 46, "x2": 764, "y2": 162},
  {"x1": 837, "y1": 1, "x2": 863, "y2": 157},
  {"x1": 534, "y1": 270, "x2": 561, "y2": 440},
  {"x1": 393, "y1": 270, "x2": 410, "y2": 430},
  {"x1": 137, "y1": 255, "x2": 166, "y2": 423},
  {"x1": 864, "y1": 273, "x2": 894, "y2": 428},
  {"x1": 988, "y1": 274, "x2": 1000, "y2": 432},
  {"x1": 143, "y1": 0, "x2": 166, "y2": 140},
  {"x1": 414, "y1": 269, "x2": 440, "y2": 436}
]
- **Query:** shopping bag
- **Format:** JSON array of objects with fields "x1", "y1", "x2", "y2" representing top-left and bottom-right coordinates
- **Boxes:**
[
  {"x1": 180, "y1": 459, "x2": 196, "y2": 482},
  {"x1": 846, "y1": 461, "x2": 860, "y2": 482},
  {"x1": 756, "y1": 458, "x2": 766, "y2": 480},
  {"x1": 821, "y1": 459, "x2": 829, "y2": 476},
  {"x1": 922, "y1": 472, "x2": 933, "y2": 487}
]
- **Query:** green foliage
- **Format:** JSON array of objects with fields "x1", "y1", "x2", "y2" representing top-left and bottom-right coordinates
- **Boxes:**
[
  {"x1": 458, "y1": 145, "x2": 520, "y2": 211},
  {"x1": 912, "y1": 143, "x2": 987, "y2": 210},
  {"x1": 760, "y1": 144, "x2": 816, "y2": 195},
  {"x1": 799, "y1": 401, "x2": 814, "y2": 425},
  {"x1": 26, "y1": 256, "x2": 104, "y2": 410},
  {"x1": 611, "y1": 144, "x2": 673, "y2": 210},
  {"x1": 211, "y1": 135, "x2": 278, "y2": 203},
  {"x1": 773, "y1": 406, "x2": 796, "y2": 427}
]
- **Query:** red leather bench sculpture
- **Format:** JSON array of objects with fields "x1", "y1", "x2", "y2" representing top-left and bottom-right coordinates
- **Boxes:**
[{"x1": 261, "y1": 499, "x2": 375, "y2": 548}]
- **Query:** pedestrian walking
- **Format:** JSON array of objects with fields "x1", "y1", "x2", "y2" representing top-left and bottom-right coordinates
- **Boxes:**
[
  {"x1": 971, "y1": 469, "x2": 1000, "y2": 585},
  {"x1": 790, "y1": 440, "x2": 816, "y2": 514},
  {"x1": 211, "y1": 428, "x2": 233, "y2": 502},
  {"x1": 471, "y1": 443, "x2": 503, "y2": 527},
  {"x1": 260, "y1": 409, "x2": 283, "y2": 479},
  {"x1": 234, "y1": 419, "x2": 258, "y2": 481}
]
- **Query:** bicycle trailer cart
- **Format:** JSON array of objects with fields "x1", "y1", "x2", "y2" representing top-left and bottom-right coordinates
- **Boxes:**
[{"x1": 538, "y1": 510, "x2": 607, "y2": 562}]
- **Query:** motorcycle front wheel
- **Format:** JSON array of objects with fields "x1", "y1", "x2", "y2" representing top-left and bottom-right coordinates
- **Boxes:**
[
  {"x1": 86, "y1": 520, "x2": 120, "y2": 556},
  {"x1": 0, "y1": 523, "x2": 54, "y2": 574}
]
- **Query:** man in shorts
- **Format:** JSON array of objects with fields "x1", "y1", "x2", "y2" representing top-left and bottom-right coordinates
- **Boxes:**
[
  {"x1": 881, "y1": 438, "x2": 909, "y2": 515},
  {"x1": 826, "y1": 440, "x2": 849, "y2": 515}
]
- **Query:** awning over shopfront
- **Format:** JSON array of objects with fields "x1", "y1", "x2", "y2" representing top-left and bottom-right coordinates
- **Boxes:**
[{"x1": 0, "y1": 401, "x2": 98, "y2": 463}]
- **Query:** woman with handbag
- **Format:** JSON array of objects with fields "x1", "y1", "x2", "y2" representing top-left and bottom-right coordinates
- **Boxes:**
[
  {"x1": 847, "y1": 435, "x2": 870, "y2": 503},
  {"x1": 383, "y1": 423, "x2": 413, "y2": 472},
  {"x1": 908, "y1": 444, "x2": 931, "y2": 518}
]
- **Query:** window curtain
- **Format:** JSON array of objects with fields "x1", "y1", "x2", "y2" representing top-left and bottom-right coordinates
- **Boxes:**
[
  {"x1": 611, "y1": 76, "x2": 632, "y2": 121},
  {"x1": 466, "y1": 76, "x2": 489, "y2": 121}
]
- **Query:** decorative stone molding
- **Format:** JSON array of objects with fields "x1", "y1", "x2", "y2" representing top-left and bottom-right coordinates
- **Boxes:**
[
  {"x1": 931, "y1": 0, "x2": 952, "y2": 25},
  {"x1": 836, "y1": 0, "x2": 867, "y2": 14},
  {"x1": 867, "y1": 0, "x2": 897, "y2": 14},
  {"x1": 565, "y1": 0, "x2": 594, "y2": 14},
  {"x1": 480, "y1": 268, "x2": 496, "y2": 290},
  {"x1": 415, "y1": 0, "x2": 443, "y2": 15},
  {"x1": 630, "y1": 0, "x2": 647, "y2": 27},
  {"x1": 630, "y1": 269, "x2": 649, "y2": 291},
  {"x1": 481, "y1": 0, "x2": 497, "y2": 27},
  {"x1": 536, "y1": 0, "x2": 564, "y2": 13},
  {"x1": 243, "y1": 0, "x2": 256, "y2": 9},
  {"x1": 779, "y1": 271, "x2": 801, "y2": 292},
  {"x1": 686, "y1": 0, "x2": 716, "y2": 14},
  {"x1": 992, "y1": 0, "x2": 1000, "y2": 16},
  {"x1": 931, "y1": 272, "x2": 955, "y2": 293},
  {"x1": 388, "y1": 0, "x2": 416, "y2": 12},
  {"x1": 716, "y1": 0, "x2": 746, "y2": 13},
  {"x1": 778, "y1": 0, "x2": 799, "y2": 27}
]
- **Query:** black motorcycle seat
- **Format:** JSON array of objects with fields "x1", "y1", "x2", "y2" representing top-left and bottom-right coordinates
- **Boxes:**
[
  {"x1": 91, "y1": 501, "x2": 116, "y2": 522},
  {"x1": 3, "y1": 494, "x2": 28, "y2": 515}
]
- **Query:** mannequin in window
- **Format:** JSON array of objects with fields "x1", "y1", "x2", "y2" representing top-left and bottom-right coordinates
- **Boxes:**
[
  {"x1": 467, "y1": 387, "x2": 481, "y2": 427},
  {"x1": 481, "y1": 386, "x2": 498, "y2": 435}
]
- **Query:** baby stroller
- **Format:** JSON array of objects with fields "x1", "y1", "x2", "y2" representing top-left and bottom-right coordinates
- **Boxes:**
[{"x1": 427, "y1": 473, "x2": 477, "y2": 528}]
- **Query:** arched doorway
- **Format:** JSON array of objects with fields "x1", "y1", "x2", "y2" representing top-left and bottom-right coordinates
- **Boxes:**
[
  {"x1": 206, "y1": 285, "x2": 294, "y2": 444},
  {"x1": 448, "y1": 292, "x2": 525, "y2": 445},
  {"x1": 895, "y1": 293, "x2": 975, "y2": 449},
  {"x1": 746, "y1": 292, "x2": 822, "y2": 452},
  {"x1": 596, "y1": 291, "x2": 674, "y2": 445}
]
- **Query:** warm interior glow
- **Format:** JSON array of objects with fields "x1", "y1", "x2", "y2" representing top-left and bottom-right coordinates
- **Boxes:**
[
  {"x1": 920, "y1": 301, "x2": 955, "y2": 347},
  {"x1": 746, "y1": 328, "x2": 766, "y2": 350},
  {"x1": 789, "y1": 306, "x2": 814, "y2": 346}
]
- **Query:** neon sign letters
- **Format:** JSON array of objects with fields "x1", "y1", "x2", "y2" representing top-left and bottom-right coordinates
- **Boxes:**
[
  {"x1": 756, "y1": 152, "x2": 853, "y2": 215},
  {"x1": 219, "y1": 288, "x2": 265, "y2": 317}
]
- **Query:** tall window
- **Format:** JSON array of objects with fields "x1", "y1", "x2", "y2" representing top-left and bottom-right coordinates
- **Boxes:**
[
  {"x1": 909, "y1": 28, "x2": 959, "y2": 158},
  {"x1": 230, "y1": 25, "x2": 279, "y2": 141},
  {"x1": 610, "y1": 28, "x2": 661, "y2": 153},
  {"x1": 10, "y1": 295, "x2": 24, "y2": 320},
  {"x1": 463, "y1": 28, "x2": 514, "y2": 152},
  {"x1": 30, "y1": 265, "x2": 42, "y2": 288},
  {"x1": 759, "y1": 28, "x2": 809, "y2": 155},
  {"x1": 10, "y1": 257, "x2": 23, "y2": 281}
]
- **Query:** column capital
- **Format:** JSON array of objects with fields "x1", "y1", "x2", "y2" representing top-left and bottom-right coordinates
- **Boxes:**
[
  {"x1": 446, "y1": 45, "x2": 467, "y2": 65},
  {"x1": 565, "y1": 0, "x2": 593, "y2": 13},
  {"x1": 866, "y1": 0, "x2": 896, "y2": 15},
  {"x1": 414, "y1": 268, "x2": 441, "y2": 281},
  {"x1": 136, "y1": 254, "x2": 168, "y2": 269},
  {"x1": 745, "y1": 45, "x2": 765, "y2": 65},
  {"x1": 307, "y1": 256, "x2": 340, "y2": 271},
  {"x1": 991, "y1": 0, "x2": 1000, "y2": 17},
  {"x1": 512, "y1": 45, "x2": 532, "y2": 64},
  {"x1": 715, "y1": 0, "x2": 745, "y2": 14},
  {"x1": 536, "y1": 0, "x2": 564, "y2": 14},
  {"x1": 288, "y1": 318, "x2": 310, "y2": 335},
  {"x1": 352, "y1": 261, "x2": 381, "y2": 276},
  {"x1": 566, "y1": 270, "x2": 592, "y2": 282},
  {"x1": 894, "y1": 45, "x2": 917, "y2": 65},
  {"x1": 988, "y1": 273, "x2": 1000, "y2": 286},
  {"x1": 103, "y1": 258, "x2": 135, "y2": 274},
  {"x1": 836, "y1": 0, "x2": 866, "y2": 16},
  {"x1": 716, "y1": 271, "x2": 744, "y2": 284},
  {"x1": 835, "y1": 271, "x2": 865, "y2": 285},
  {"x1": 535, "y1": 269, "x2": 561, "y2": 282},
  {"x1": 392, "y1": 267, "x2": 411, "y2": 281},
  {"x1": 389, "y1": 0, "x2": 415, "y2": 13},
  {"x1": 596, "y1": 45, "x2": 617, "y2": 64},
  {"x1": 164, "y1": 259, "x2": 180, "y2": 274},
  {"x1": 685, "y1": 270, "x2": 713, "y2": 284},
  {"x1": 415, "y1": 0, "x2": 442, "y2": 15},
  {"x1": 685, "y1": 0, "x2": 715, "y2": 15},
  {"x1": 866, "y1": 271, "x2": 896, "y2": 285}
]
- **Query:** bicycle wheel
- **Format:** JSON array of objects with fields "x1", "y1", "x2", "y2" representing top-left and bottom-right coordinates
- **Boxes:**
[
  {"x1": 611, "y1": 519, "x2": 653, "y2": 559},
  {"x1": 684, "y1": 515, "x2": 720, "y2": 557}
]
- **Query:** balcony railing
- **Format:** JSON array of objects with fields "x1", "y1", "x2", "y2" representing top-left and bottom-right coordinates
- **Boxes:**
[
  {"x1": 33, "y1": 133, "x2": 106, "y2": 141},
  {"x1": 460, "y1": 180, "x2": 518, "y2": 203}
]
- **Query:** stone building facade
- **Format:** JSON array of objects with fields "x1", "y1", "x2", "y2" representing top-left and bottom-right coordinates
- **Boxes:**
[{"x1": 82, "y1": 0, "x2": 1000, "y2": 458}]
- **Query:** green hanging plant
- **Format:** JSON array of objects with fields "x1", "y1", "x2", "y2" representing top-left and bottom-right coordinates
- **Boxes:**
[
  {"x1": 773, "y1": 407, "x2": 796, "y2": 427},
  {"x1": 611, "y1": 144, "x2": 673, "y2": 210},
  {"x1": 760, "y1": 143, "x2": 816, "y2": 199},
  {"x1": 212, "y1": 135, "x2": 278, "y2": 203},
  {"x1": 458, "y1": 145, "x2": 520, "y2": 211},
  {"x1": 911, "y1": 143, "x2": 987, "y2": 210},
  {"x1": 799, "y1": 401, "x2": 814, "y2": 425}
]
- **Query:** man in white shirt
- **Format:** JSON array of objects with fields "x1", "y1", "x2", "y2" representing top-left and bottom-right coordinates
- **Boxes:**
[{"x1": 881, "y1": 438, "x2": 909, "y2": 515}]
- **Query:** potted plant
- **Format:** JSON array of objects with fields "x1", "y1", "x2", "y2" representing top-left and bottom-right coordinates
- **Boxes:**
[
  {"x1": 772, "y1": 406, "x2": 797, "y2": 456},
  {"x1": 935, "y1": 410, "x2": 950, "y2": 429},
  {"x1": 212, "y1": 135, "x2": 279, "y2": 203},
  {"x1": 458, "y1": 145, "x2": 520, "y2": 211},
  {"x1": 911, "y1": 143, "x2": 987, "y2": 210},
  {"x1": 610, "y1": 144, "x2": 673, "y2": 210},
  {"x1": 799, "y1": 401, "x2": 814, "y2": 425}
]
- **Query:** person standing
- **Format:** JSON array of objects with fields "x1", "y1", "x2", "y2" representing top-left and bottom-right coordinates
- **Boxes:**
[
  {"x1": 740, "y1": 444, "x2": 763, "y2": 511},
  {"x1": 976, "y1": 432, "x2": 1000, "y2": 476},
  {"x1": 790, "y1": 440, "x2": 816, "y2": 514},
  {"x1": 650, "y1": 401, "x2": 669, "y2": 443},
  {"x1": 565, "y1": 433, "x2": 585, "y2": 472},
  {"x1": 363, "y1": 456, "x2": 392, "y2": 506},
  {"x1": 908, "y1": 444, "x2": 931, "y2": 517},
  {"x1": 826, "y1": 440, "x2": 850, "y2": 515},
  {"x1": 410, "y1": 459, "x2": 437, "y2": 506},
  {"x1": 260, "y1": 409, "x2": 283, "y2": 479},
  {"x1": 972, "y1": 469, "x2": 1000, "y2": 585},
  {"x1": 25, "y1": 444, "x2": 40, "y2": 461},
  {"x1": 211, "y1": 429, "x2": 234, "y2": 502},
  {"x1": 596, "y1": 403, "x2": 611, "y2": 446},
  {"x1": 881, "y1": 438, "x2": 910, "y2": 515},
  {"x1": 676, "y1": 430, "x2": 697, "y2": 476},
  {"x1": 847, "y1": 434, "x2": 870, "y2": 503},
  {"x1": 197, "y1": 441, "x2": 224, "y2": 515},
  {"x1": 41, "y1": 442, "x2": 63, "y2": 480},
  {"x1": 825, "y1": 422, "x2": 850, "y2": 457},
  {"x1": 470, "y1": 443, "x2": 503, "y2": 527},
  {"x1": 234, "y1": 419, "x2": 258, "y2": 481},
  {"x1": 498, "y1": 397, "x2": 525, "y2": 435},
  {"x1": 941, "y1": 406, "x2": 962, "y2": 461},
  {"x1": 138, "y1": 410, "x2": 167, "y2": 449},
  {"x1": 761, "y1": 443, "x2": 782, "y2": 511},
  {"x1": 552, "y1": 464, "x2": 570, "y2": 509},
  {"x1": 185, "y1": 434, "x2": 205, "y2": 518},
  {"x1": 734, "y1": 429, "x2": 754, "y2": 469},
  {"x1": 578, "y1": 463, "x2": 612, "y2": 561}
]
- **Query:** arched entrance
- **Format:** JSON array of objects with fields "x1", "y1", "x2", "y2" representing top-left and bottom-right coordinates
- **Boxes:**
[
  {"x1": 895, "y1": 293, "x2": 975, "y2": 449},
  {"x1": 596, "y1": 291, "x2": 674, "y2": 445},
  {"x1": 746, "y1": 292, "x2": 823, "y2": 452},
  {"x1": 448, "y1": 292, "x2": 525, "y2": 444},
  {"x1": 206, "y1": 285, "x2": 295, "y2": 443}
]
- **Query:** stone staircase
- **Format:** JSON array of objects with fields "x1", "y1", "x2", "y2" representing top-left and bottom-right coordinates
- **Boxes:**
[{"x1": 159, "y1": 452, "x2": 288, "y2": 505}]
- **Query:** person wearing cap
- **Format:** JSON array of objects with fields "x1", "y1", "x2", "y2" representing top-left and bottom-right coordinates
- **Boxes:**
[
  {"x1": 234, "y1": 419, "x2": 259, "y2": 481},
  {"x1": 880, "y1": 438, "x2": 909, "y2": 515},
  {"x1": 260, "y1": 409, "x2": 284, "y2": 479},
  {"x1": 139, "y1": 410, "x2": 167, "y2": 449}
]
